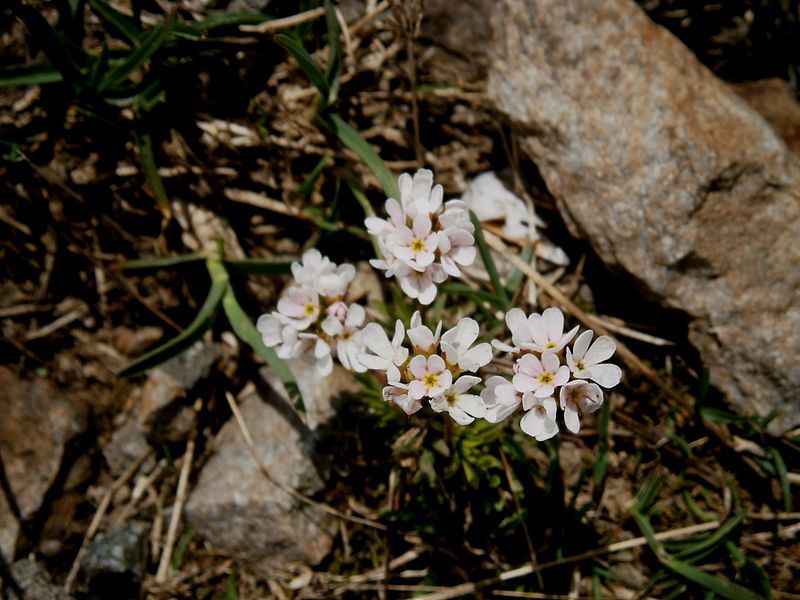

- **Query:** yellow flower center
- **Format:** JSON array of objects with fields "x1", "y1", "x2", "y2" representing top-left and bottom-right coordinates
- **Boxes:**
[
  {"x1": 576, "y1": 360, "x2": 586, "y2": 371},
  {"x1": 423, "y1": 373, "x2": 439, "y2": 389},
  {"x1": 538, "y1": 372, "x2": 554, "y2": 385},
  {"x1": 546, "y1": 341, "x2": 557, "y2": 349},
  {"x1": 303, "y1": 302, "x2": 317, "y2": 316},
  {"x1": 410, "y1": 238, "x2": 426, "y2": 253}
]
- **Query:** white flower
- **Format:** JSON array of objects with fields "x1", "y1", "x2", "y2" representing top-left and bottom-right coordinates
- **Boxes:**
[
  {"x1": 519, "y1": 395, "x2": 559, "y2": 441},
  {"x1": 481, "y1": 375, "x2": 522, "y2": 423},
  {"x1": 440, "y1": 317, "x2": 493, "y2": 372},
  {"x1": 256, "y1": 313, "x2": 284, "y2": 347},
  {"x1": 397, "y1": 263, "x2": 447, "y2": 306},
  {"x1": 321, "y1": 303, "x2": 367, "y2": 372},
  {"x1": 365, "y1": 197, "x2": 405, "y2": 236},
  {"x1": 430, "y1": 375, "x2": 485, "y2": 425},
  {"x1": 316, "y1": 262, "x2": 356, "y2": 298},
  {"x1": 566, "y1": 331, "x2": 622, "y2": 388},
  {"x1": 501, "y1": 307, "x2": 578, "y2": 353},
  {"x1": 382, "y1": 383, "x2": 422, "y2": 416},
  {"x1": 461, "y1": 171, "x2": 538, "y2": 241},
  {"x1": 398, "y1": 169, "x2": 443, "y2": 218},
  {"x1": 407, "y1": 354, "x2": 452, "y2": 399},
  {"x1": 389, "y1": 214, "x2": 438, "y2": 269},
  {"x1": 276, "y1": 287, "x2": 319, "y2": 330},
  {"x1": 559, "y1": 380, "x2": 603, "y2": 433},
  {"x1": 291, "y1": 249, "x2": 334, "y2": 286},
  {"x1": 359, "y1": 321, "x2": 409, "y2": 383},
  {"x1": 407, "y1": 312, "x2": 442, "y2": 353},
  {"x1": 296, "y1": 333, "x2": 333, "y2": 375},
  {"x1": 289, "y1": 249, "x2": 355, "y2": 298},
  {"x1": 438, "y1": 227, "x2": 477, "y2": 277},
  {"x1": 513, "y1": 351, "x2": 570, "y2": 397}
]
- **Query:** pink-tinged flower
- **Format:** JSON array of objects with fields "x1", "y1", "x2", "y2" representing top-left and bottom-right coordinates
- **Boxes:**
[
  {"x1": 397, "y1": 263, "x2": 446, "y2": 306},
  {"x1": 296, "y1": 332, "x2": 333, "y2": 375},
  {"x1": 256, "y1": 313, "x2": 284, "y2": 347},
  {"x1": 321, "y1": 303, "x2": 367, "y2": 373},
  {"x1": 430, "y1": 375, "x2": 485, "y2": 425},
  {"x1": 291, "y1": 249, "x2": 334, "y2": 286},
  {"x1": 481, "y1": 376, "x2": 521, "y2": 423},
  {"x1": 276, "y1": 287, "x2": 319, "y2": 330},
  {"x1": 525, "y1": 307, "x2": 579, "y2": 352},
  {"x1": 390, "y1": 214, "x2": 438, "y2": 269},
  {"x1": 316, "y1": 263, "x2": 356, "y2": 298},
  {"x1": 438, "y1": 227, "x2": 477, "y2": 277},
  {"x1": 440, "y1": 317, "x2": 493, "y2": 372},
  {"x1": 566, "y1": 331, "x2": 622, "y2": 388},
  {"x1": 407, "y1": 354, "x2": 452, "y2": 400},
  {"x1": 398, "y1": 169, "x2": 443, "y2": 218},
  {"x1": 513, "y1": 352, "x2": 569, "y2": 397},
  {"x1": 559, "y1": 380, "x2": 603, "y2": 433},
  {"x1": 407, "y1": 311, "x2": 442, "y2": 353},
  {"x1": 365, "y1": 197, "x2": 405, "y2": 236},
  {"x1": 382, "y1": 383, "x2": 422, "y2": 416},
  {"x1": 359, "y1": 321, "x2": 409, "y2": 383},
  {"x1": 519, "y1": 395, "x2": 559, "y2": 441},
  {"x1": 438, "y1": 200, "x2": 473, "y2": 231}
]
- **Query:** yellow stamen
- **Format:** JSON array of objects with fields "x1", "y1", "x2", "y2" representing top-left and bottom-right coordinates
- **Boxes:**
[
  {"x1": 538, "y1": 372, "x2": 554, "y2": 385},
  {"x1": 423, "y1": 373, "x2": 439, "y2": 388},
  {"x1": 410, "y1": 238, "x2": 426, "y2": 253},
  {"x1": 303, "y1": 302, "x2": 317, "y2": 316}
]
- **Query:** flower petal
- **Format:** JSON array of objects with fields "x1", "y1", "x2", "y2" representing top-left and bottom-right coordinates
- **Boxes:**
[
  {"x1": 456, "y1": 394, "x2": 486, "y2": 418},
  {"x1": 459, "y1": 343, "x2": 493, "y2": 371},
  {"x1": 584, "y1": 335, "x2": 617, "y2": 366},
  {"x1": 588, "y1": 364, "x2": 622, "y2": 388}
]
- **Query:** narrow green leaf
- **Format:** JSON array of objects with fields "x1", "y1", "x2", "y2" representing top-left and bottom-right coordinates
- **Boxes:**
[
  {"x1": 469, "y1": 210, "x2": 510, "y2": 309},
  {"x1": 171, "y1": 526, "x2": 195, "y2": 569},
  {"x1": 88, "y1": 0, "x2": 141, "y2": 45},
  {"x1": 671, "y1": 513, "x2": 745, "y2": 560},
  {"x1": 223, "y1": 258, "x2": 293, "y2": 276},
  {"x1": 191, "y1": 12, "x2": 270, "y2": 33},
  {"x1": 324, "y1": 0, "x2": 341, "y2": 103},
  {"x1": 769, "y1": 447, "x2": 793, "y2": 512},
  {"x1": 504, "y1": 244, "x2": 534, "y2": 296},
  {"x1": 276, "y1": 33, "x2": 329, "y2": 100},
  {"x1": 118, "y1": 258, "x2": 228, "y2": 376},
  {"x1": 135, "y1": 133, "x2": 169, "y2": 211},
  {"x1": 319, "y1": 114, "x2": 400, "y2": 200},
  {"x1": 221, "y1": 285, "x2": 304, "y2": 413},
  {"x1": 297, "y1": 153, "x2": 332, "y2": 196},
  {"x1": 664, "y1": 557, "x2": 764, "y2": 600},
  {"x1": 98, "y1": 14, "x2": 175, "y2": 91},
  {"x1": 117, "y1": 252, "x2": 206, "y2": 271},
  {"x1": 0, "y1": 62, "x2": 63, "y2": 88},
  {"x1": 592, "y1": 399, "x2": 611, "y2": 485},
  {"x1": 439, "y1": 282, "x2": 507, "y2": 310}
]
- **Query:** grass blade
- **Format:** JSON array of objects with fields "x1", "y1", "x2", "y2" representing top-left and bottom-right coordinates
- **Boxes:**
[
  {"x1": 505, "y1": 244, "x2": 534, "y2": 296},
  {"x1": 323, "y1": 0, "x2": 341, "y2": 103},
  {"x1": 221, "y1": 284, "x2": 304, "y2": 413},
  {"x1": 769, "y1": 447, "x2": 793, "y2": 512},
  {"x1": 135, "y1": 133, "x2": 169, "y2": 212},
  {"x1": 0, "y1": 62, "x2": 63, "y2": 88},
  {"x1": 469, "y1": 210, "x2": 510, "y2": 309},
  {"x1": 98, "y1": 14, "x2": 176, "y2": 91},
  {"x1": 275, "y1": 33, "x2": 330, "y2": 100},
  {"x1": 223, "y1": 258, "x2": 293, "y2": 276},
  {"x1": 118, "y1": 258, "x2": 228, "y2": 376},
  {"x1": 296, "y1": 153, "x2": 331, "y2": 196},
  {"x1": 439, "y1": 282, "x2": 508, "y2": 310},
  {"x1": 116, "y1": 252, "x2": 206, "y2": 270},
  {"x1": 664, "y1": 557, "x2": 764, "y2": 600},
  {"x1": 321, "y1": 114, "x2": 400, "y2": 199},
  {"x1": 88, "y1": 0, "x2": 141, "y2": 45}
]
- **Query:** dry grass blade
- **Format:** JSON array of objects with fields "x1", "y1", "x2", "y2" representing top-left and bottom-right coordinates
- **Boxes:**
[{"x1": 240, "y1": 6, "x2": 326, "y2": 33}]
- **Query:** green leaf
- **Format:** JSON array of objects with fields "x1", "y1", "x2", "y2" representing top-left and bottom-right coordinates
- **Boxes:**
[
  {"x1": 297, "y1": 153, "x2": 332, "y2": 196},
  {"x1": 504, "y1": 244, "x2": 534, "y2": 296},
  {"x1": 671, "y1": 513, "x2": 745, "y2": 560},
  {"x1": 223, "y1": 258, "x2": 293, "y2": 276},
  {"x1": 275, "y1": 33, "x2": 330, "y2": 100},
  {"x1": 324, "y1": 0, "x2": 341, "y2": 103},
  {"x1": 220, "y1": 284, "x2": 304, "y2": 413},
  {"x1": 117, "y1": 252, "x2": 206, "y2": 271},
  {"x1": 190, "y1": 12, "x2": 270, "y2": 33},
  {"x1": 319, "y1": 114, "x2": 400, "y2": 200},
  {"x1": 439, "y1": 282, "x2": 507, "y2": 310},
  {"x1": 118, "y1": 258, "x2": 228, "y2": 377},
  {"x1": 135, "y1": 133, "x2": 169, "y2": 211},
  {"x1": 171, "y1": 526, "x2": 195, "y2": 570},
  {"x1": 0, "y1": 62, "x2": 63, "y2": 88},
  {"x1": 88, "y1": 0, "x2": 141, "y2": 45},
  {"x1": 469, "y1": 210, "x2": 510, "y2": 309},
  {"x1": 769, "y1": 447, "x2": 793, "y2": 512},
  {"x1": 664, "y1": 557, "x2": 764, "y2": 600},
  {"x1": 592, "y1": 400, "x2": 611, "y2": 485},
  {"x1": 98, "y1": 14, "x2": 176, "y2": 91}
]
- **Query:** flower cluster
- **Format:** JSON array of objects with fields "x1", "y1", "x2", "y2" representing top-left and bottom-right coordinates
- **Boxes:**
[
  {"x1": 366, "y1": 169, "x2": 477, "y2": 305},
  {"x1": 483, "y1": 308, "x2": 622, "y2": 440},
  {"x1": 358, "y1": 313, "x2": 493, "y2": 423},
  {"x1": 256, "y1": 250, "x2": 367, "y2": 376}
]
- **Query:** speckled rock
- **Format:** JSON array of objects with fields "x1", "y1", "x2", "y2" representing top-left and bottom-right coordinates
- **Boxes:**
[{"x1": 487, "y1": 0, "x2": 800, "y2": 433}]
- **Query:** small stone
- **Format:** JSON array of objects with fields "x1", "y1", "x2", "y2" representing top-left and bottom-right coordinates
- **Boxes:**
[
  {"x1": 10, "y1": 556, "x2": 70, "y2": 600},
  {"x1": 102, "y1": 420, "x2": 151, "y2": 477},
  {"x1": 185, "y1": 384, "x2": 338, "y2": 577},
  {"x1": 80, "y1": 521, "x2": 149, "y2": 597},
  {"x1": 0, "y1": 367, "x2": 87, "y2": 561}
]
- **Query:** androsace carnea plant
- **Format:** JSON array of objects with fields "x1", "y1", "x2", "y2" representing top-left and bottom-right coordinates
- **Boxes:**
[{"x1": 257, "y1": 169, "x2": 622, "y2": 441}]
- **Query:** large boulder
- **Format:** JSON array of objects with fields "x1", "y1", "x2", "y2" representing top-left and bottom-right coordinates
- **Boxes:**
[{"x1": 485, "y1": 0, "x2": 800, "y2": 433}]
